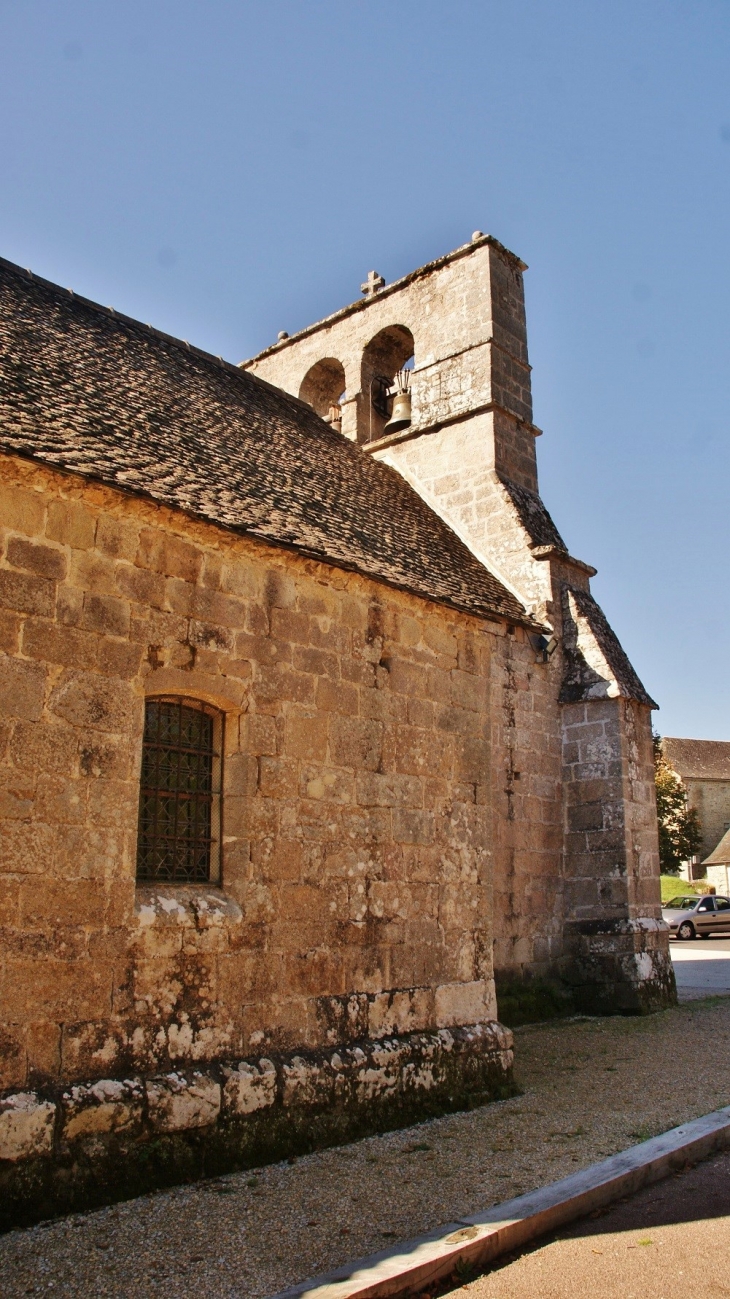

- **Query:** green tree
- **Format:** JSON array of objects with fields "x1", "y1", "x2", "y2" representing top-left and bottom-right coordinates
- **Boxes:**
[{"x1": 653, "y1": 734, "x2": 703, "y2": 874}]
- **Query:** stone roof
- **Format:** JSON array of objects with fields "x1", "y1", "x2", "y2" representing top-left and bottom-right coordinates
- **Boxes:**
[
  {"x1": 499, "y1": 476, "x2": 568, "y2": 551},
  {"x1": 703, "y1": 826, "x2": 730, "y2": 866},
  {"x1": 559, "y1": 586, "x2": 657, "y2": 709},
  {"x1": 663, "y1": 738, "x2": 730, "y2": 782},
  {"x1": 0, "y1": 256, "x2": 533, "y2": 629}
]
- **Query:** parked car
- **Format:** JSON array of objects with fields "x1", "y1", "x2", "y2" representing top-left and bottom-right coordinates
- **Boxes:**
[{"x1": 662, "y1": 894, "x2": 730, "y2": 939}]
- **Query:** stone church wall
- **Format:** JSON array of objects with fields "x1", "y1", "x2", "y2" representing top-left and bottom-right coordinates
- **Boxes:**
[{"x1": 0, "y1": 452, "x2": 522, "y2": 1215}]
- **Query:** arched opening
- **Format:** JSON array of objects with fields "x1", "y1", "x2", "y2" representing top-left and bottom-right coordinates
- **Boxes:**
[
  {"x1": 360, "y1": 325, "x2": 415, "y2": 443},
  {"x1": 299, "y1": 358, "x2": 346, "y2": 431}
]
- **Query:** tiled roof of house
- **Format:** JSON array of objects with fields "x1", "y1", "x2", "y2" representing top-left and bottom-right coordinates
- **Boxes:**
[
  {"x1": 703, "y1": 826, "x2": 730, "y2": 865},
  {"x1": 0, "y1": 256, "x2": 533, "y2": 629},
  {"x1": 663, "y1": 738, "x2": 730, "y2": 782}
]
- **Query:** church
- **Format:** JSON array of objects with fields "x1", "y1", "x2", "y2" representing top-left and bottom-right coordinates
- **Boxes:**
[{"x1": 0, "y1": 233, "x2": 674, "y2": 1222}]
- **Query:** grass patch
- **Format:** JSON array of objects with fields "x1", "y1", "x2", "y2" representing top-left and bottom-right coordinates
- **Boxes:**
[{"x1": 660, "y1": 875, "x2": 707, "y2": 903}]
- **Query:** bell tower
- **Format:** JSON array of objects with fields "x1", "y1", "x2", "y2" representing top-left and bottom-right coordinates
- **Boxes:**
[{"x1": 242, "y1": 232, "x2": 552, "y2": 615}]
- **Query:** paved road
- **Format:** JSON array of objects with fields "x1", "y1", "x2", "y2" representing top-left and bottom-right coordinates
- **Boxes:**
[
  {"x1": 671, "y1": 934, "x2": 730, "y2": 999},
  {"x1": 458, "y1": 1147, "x2": 730, "y2": 1298}
]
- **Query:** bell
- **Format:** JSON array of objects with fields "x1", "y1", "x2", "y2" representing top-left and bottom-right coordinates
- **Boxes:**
[
  {"x1": 383, "y1": 370, "x2": 412, "y2": 435},
  {"x1": 325, "y1": 404, "x2": 342, "y2": 432}
]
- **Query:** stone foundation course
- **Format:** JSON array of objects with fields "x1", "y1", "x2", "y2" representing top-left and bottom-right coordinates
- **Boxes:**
[{"x1": 0, "y1": 1020, "x2": 513, "y2": 1230}]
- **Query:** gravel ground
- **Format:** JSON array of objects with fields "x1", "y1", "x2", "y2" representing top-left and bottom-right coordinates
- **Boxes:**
[{"x1": 4, "y1": 997, "x2": 730, "y2": 1299}]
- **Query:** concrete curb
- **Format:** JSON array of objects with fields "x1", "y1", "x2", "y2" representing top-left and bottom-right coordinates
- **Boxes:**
[{"x1": 273, "y1": 1105, "x2": 730, "y2": 1299}]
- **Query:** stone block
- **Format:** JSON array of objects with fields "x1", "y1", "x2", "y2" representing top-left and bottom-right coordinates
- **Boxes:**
[
  {"x1": 0, "y1": 569, "x2": 54, "y2": 617},
  {"x1": 434, "y1": 979, "x2": 494, "y2": 1027},
  {"x1": 97, "y1": 639, "x2": 143, "y2": 679},
  {"x1": 240, "y1": 713, "x2": 277, "y2": 756},
  {"x1": 355, "y1": 771, "x2": 422, "y2": 807},
  {"x1": 48, "y1": 671, "x2": 136, "y2": 733},
  {"x1": 46, "y1": 499, "x2": 96, "y2": 549},
  {"x1": 0, "y1": 483, "x2": 45, "y2": 535},
  {"x1": 22, "y1": 619, "x2": 98, "y2": 670},
  {"x1": 281, "y1": 1055, "x2": 333, "y2": 1108},
  {"x1": 0, "y1": 608, "x2": 20, "y2": 653},
  {"x1": 137, "y1": 528, "x2": 202, "y2": 583},
  {"x1": 315, "y1": 677, "x2": 358, "y2": 715},
  {"x1": 353, "y1": 1039, "x2": 409, "y2": 1101},
  {"x1": 368, "y1": 987, "x2": 432, "y2": 1038},
  {"x1": 56, "y1": 583, "x2": 84, "y2": 626},
  {"x1": 95, "y1": 515, "x2": 140, "y2": 561},
  {"x1": 387, "y1": 658, "x2": 428, "y2": 698},
  {"x1": 284, "y1": 712, "x2": 329, "y2": 762},
  {"x1": 61, "y1": 1078, "x2": 143, "y2": 1141},
  {"x1": 225, "y1": 752, "x2": 259, "y2": 799},
  {"x1": 291, "y1": 644, "x2": 338, "y2": 681},
  {"x1": 34, "y1": 774, "x2": 86, "y2": 825},
  {"x1": 258, "y1": 756, "x2": 298, "y2": 798},
  {"x1": 0, "y1": 657, "x2": 46, "y2": 721},
  {"x1": 81, "y1": 593, "x2": 130, "y2": 636},
  {"x1": 222, "y1": 1059, "x2": 276, "y2": 1116},
  {"x1": 392, "y1": 808, "x2": 435, "y2": 845},
  {"x1": 454, "y1": 734, "x2": 490, "y2": 783},
  {"x1": 284, "y1": 948, "x2": 344, "y2": 996},
  {"x1": 145, "y1": 1073, "x2": 221, "y2": 1132},
  {"x1": 115, "y1": 562, "x2": 166, "y2": 608},
  {"x1": 0, "y1": 1092, "x2": 56, "y2": 1161},
  {"x1": 253, "y1": 664, "x2": 315, "y2": 706},
  {"x1": 0, "y1": 1025, "x2": 25, "y2": 1090},
  {"x1": 330, "y1": 716, "x2": 383, "y2": 771},
  {"x1": 395, "y1": 725, "x2": 452, "y2": 778},
  {"x1": 6, "y1": 537, "x2": 67, "y2": 581},
  {"x1": 340, "y1": 655, "x2": 375, "y2": 687},
  {"x1": 0, "y1": 820, "x2": 55, "y2": 875},
  {"x1": 301, "y1": 765, "x2": 354, "y2": 804}
]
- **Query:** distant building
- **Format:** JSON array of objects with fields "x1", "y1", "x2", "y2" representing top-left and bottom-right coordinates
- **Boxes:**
[
  {"x1": 704, "y1": 827, "x2": 730, "y2": 894},
  {"x1": 662, "y1": 738, "x2": 730, "y2": 862}
]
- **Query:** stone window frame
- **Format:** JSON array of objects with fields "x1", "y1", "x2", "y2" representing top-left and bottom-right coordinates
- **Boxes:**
[
  {"x1": 136, "y1": 667, "x2": 249, "y2": 899},
  {"x1": 136, "y1": 694, "x2": 225, "y2": 888}
]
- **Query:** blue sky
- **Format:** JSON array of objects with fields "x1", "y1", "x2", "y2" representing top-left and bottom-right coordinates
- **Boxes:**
[{"x1": 1, "y1": 1, "x2": 728, "y2": 738}]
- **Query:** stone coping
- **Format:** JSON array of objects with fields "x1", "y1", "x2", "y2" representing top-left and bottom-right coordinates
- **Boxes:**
[{"x1": 274, "y1": 1105, "x2": 730, "y2": 1299}]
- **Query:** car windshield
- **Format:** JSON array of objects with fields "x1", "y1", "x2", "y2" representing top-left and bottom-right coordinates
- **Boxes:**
[{"x1": 664, "y1": 896, "x2": 700, "y2": 910}]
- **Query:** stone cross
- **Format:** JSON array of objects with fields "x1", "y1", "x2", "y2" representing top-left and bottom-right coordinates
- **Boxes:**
[{"x1": 360, "y1": 270, "x2": 385, "y2": 298}]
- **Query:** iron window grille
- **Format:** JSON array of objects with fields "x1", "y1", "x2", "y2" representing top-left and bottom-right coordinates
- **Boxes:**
[{"x1": 136, "y1": 696, "x2": 223, "y2": 885}]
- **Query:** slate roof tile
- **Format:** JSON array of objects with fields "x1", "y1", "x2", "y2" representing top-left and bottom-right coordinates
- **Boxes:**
[
  {"x1": 663, "y1": 738, "x2": 730, "y2": 782},
  {"x1": 0, "y1": 257, "x2": 533, "y2": 629}
]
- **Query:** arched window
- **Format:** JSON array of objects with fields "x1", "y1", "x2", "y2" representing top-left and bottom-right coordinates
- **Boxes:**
[
  {"x1": 136, "y1": 697, "x2": 223, "y2": 885},
  {"x1": 299, "y1": 358, "x2": 346, "y2": 430},
  {"x1": 360, "y1": 325, "x2": 415, "y2": 443}
]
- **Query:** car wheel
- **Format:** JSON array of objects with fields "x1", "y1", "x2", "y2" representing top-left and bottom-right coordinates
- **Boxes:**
[{"x1": 678, "y1": 921, "x2": 696, "y2": 940}]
